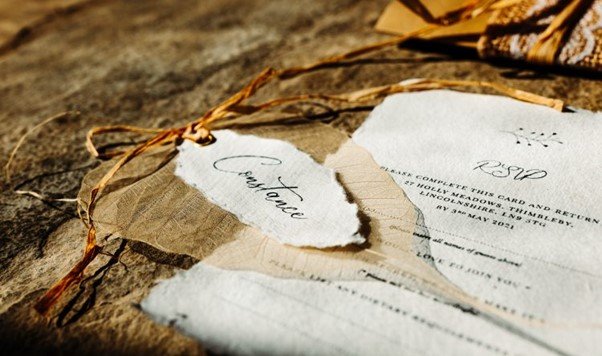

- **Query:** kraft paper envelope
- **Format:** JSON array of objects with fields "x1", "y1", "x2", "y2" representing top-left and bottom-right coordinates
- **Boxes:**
[{"x1": 375, "y1": 0, "x2": 490, "y2": 48}]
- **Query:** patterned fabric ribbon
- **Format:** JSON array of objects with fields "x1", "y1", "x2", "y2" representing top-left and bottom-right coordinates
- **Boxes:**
[
  {"x1": 399, "y1": 0, "x2": 600, "y2": 69},
  {"x1": 476, "y1": 0, "x2": 601, "y2": 69}
]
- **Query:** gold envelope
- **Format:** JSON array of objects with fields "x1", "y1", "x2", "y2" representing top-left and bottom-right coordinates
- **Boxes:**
[{"x1": 375, "y1": 0, "x2": 491, "y2": 48}]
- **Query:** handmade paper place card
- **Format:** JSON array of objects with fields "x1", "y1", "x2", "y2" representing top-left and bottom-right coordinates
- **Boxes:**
[{"x1": 175, "y1": 130, "x2": 364, "y2": 248}]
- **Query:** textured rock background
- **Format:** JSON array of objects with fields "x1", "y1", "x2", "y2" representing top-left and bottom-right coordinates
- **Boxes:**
[{"x1": 0, "y1": 0, "x2": 600, "y2": 354}]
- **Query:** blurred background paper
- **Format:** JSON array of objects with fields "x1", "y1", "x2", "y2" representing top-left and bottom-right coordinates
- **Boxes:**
[{"x1": 375, "y1": 0, "x2": 490, "y2": 48}]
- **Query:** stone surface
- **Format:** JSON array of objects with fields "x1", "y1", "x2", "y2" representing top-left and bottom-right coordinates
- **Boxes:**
[
  {"x1": 0, "y1": 0, "x2": 600, "y2": 354},
  {"x1": 0, "y1": 0, "x2": 88, "y2": 49}
]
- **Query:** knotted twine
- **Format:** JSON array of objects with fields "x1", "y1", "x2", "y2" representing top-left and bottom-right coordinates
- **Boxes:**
[{"x1": 5, "y1": 0, "x2": 567, "y2": 316}]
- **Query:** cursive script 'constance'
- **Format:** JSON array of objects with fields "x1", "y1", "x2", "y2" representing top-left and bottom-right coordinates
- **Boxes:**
[
  {"x1": 213, "y1": 155, "x2": 307, "y2": 219},
  {"x1": 473, "y1": 160, "x2": 547, "y2": 181}
]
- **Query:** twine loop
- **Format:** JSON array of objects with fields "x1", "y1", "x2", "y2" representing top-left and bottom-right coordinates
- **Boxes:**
[{"x1": 181, "y1": 123, "x2": 215, "y2": 146}]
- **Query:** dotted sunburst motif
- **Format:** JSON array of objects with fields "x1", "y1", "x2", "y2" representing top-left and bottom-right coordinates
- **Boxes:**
[{"x1": 503, "y1": 128, "x2": 564, "y2": 148}]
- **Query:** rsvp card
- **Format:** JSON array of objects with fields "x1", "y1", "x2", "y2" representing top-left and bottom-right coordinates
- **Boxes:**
[{"x1": 354, "y1": 90, "x2": 602, "y2": 355}]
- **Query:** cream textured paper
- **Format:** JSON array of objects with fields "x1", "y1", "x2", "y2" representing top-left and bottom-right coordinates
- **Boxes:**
[
  {"x1": 175, "y1": 130, "x2": 363, "y2": 248},
  {"x1": 353, "y1": 90, "x2": 602, "y2": 355},
  {"x1": 142, "y1": 263, "x2": 554, "y2": 356}
]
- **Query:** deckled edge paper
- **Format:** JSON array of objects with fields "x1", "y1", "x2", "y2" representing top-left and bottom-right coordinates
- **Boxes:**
[
  {"x1": 351, "y1": 89, "x2": 602, "y2": 355},
  {"x1": 141, "y1": 262, "x2": 553, "y2": 356},
  {"x1": 175, "y1": 130, "x2": 364, "y2": 248}
]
